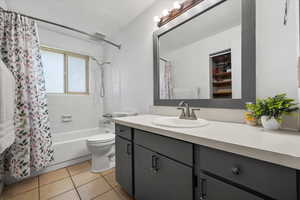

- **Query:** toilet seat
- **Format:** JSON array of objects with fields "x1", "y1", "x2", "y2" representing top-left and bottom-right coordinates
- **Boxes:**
[{"x1": 87, "y1": 134, "x2": 115, "y2": 144}]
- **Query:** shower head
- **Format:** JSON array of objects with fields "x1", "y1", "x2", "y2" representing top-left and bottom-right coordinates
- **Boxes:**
[{"x1": 91, "y1": 57, "x2": 111, "y2": 66}]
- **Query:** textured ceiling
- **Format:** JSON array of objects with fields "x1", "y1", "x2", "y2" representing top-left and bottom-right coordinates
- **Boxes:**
[{"x1": 6, "y1": 0, "x2": 156, "y2": 36}]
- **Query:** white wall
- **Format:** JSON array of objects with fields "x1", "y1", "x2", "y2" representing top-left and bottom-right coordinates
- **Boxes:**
[
  {"x1": 0, "y1": 0, "x2": 7, "y2": 9},
  {"x1": 38, "y1": 27, "x2": 104, "y2": 134},
  {"x1": 256, "y1": 0, "x2": 299, "y2": 100},
  {"x1": 163, "y1": 25, "x2": 241, "y2": 99},
  {"x1": 103, "y1": 0, "x2": 174, "y2": 113},
  {"x1": 104, "y1": 0, "x2": 299, "y2": 114}
]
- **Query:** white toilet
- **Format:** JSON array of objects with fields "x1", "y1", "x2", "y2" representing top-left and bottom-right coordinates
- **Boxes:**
[{"x1": 86, "y1": 133, "x2": 115, "y2": 173}]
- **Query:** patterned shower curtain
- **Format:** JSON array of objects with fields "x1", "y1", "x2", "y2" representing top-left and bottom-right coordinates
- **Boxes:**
[
  {"x1": 160, "y1": 61, "x2": 173, "y2": 99},
  {"x1": 0, "y1": 8, "x2": 53, "y2": 179}
]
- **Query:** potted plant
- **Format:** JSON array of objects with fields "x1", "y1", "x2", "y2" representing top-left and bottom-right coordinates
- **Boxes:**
[{"x1": 246, "y1": 94, "x2": 299, "y2": 130}]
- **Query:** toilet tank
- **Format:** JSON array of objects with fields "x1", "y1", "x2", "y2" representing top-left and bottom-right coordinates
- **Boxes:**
[{"x1": 100, "y1": 112, "x2": 138, "y2": 134}]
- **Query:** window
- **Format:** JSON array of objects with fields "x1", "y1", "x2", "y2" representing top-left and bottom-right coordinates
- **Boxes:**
[{"x1": 41, "y1": 47, "x2": 89, "y2": 94}]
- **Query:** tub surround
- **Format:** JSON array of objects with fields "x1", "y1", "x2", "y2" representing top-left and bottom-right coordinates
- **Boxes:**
[{"x1": 115, "y1": 114, "x2": 300, "y2": 170}]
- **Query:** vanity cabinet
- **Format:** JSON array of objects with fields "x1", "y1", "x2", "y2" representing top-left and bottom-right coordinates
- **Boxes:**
[
  {"x1": 115, "y1": 125, "x2": 133, "y2": 196},
  {"x1": 115, "y1": 123, "x2": 300, "y2": 200}
]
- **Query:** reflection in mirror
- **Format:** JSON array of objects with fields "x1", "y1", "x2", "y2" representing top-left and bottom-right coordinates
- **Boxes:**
[{"x1": 159, "y1": 0, "x2": 241, "y2": 100}]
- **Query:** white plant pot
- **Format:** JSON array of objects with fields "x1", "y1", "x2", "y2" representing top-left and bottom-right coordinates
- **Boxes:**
[{"x1": 261, "y1": 116, "x2": 281, "y2": 130}]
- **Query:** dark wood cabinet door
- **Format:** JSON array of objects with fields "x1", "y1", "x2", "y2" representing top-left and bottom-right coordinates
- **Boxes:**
[
  {"x1": 134, "y1": 144, "x2": 193, "y2": 200},
  {"x1": 199, "y1": 174, "x2": 263, "y2": 200},
  {"x1": 115, "y1": 136, "x2": 133, "y2": 196}
]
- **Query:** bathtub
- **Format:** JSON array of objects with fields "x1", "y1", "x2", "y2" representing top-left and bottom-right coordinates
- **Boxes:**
[
  {"x1": 50, "y1": 127, "x2": 113, "y2": 168},
  {"x1": 4, "y1": 127, "x2": 114, "y2": 184}
]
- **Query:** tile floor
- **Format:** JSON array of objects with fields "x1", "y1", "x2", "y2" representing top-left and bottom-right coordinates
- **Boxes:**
[{"x1": 1, "y1": 161, "x2": 133, "y2": 200}]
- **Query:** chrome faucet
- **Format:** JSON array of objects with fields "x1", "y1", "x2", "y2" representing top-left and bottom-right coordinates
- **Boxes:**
[{"x1": 177, "y1": 101, "x2": 200, "y2": 120}]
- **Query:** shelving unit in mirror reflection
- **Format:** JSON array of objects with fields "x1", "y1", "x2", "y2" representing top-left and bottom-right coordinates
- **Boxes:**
[{"x1": 210, "y1": 49, "x2": 232, "y2": 99}]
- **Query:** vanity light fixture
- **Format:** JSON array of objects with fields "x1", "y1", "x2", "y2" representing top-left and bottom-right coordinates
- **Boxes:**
[
  {"x1": 154, "y1": 0, "x2": 204, "y2": 27},
  {"x1": 162, "y1": 9, "x2": 170, "y2": 17},
  {"x1": 173, "y1": 1, "x2": 182, "y2": 9},
  {"x1": 153, "y1": 16, "x2": 160, "y2": 23}
]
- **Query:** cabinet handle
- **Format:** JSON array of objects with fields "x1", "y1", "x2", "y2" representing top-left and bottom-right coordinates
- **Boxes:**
[
  {"x1": 154, "y1": 156, "x2": 159, "y2": 171},
  {"x1": 151, "y1": 155, "x2": 159, "y2": 172},
  {"x1": 151, "y1": 155, "x2": 156, "y2": 170},
  {"x1": 231, "y1": 167, "x2": 240, "y2": 175},
  {"x1": 126, "y1": 144, "x2": 131, "y2": 155},
  {"x1": 199, "y1": 178, "x2": 207, "y2": 200}
]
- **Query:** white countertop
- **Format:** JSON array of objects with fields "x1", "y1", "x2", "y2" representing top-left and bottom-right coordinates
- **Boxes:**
[{"x1": 115, "y1": 115, "x2": 300, "y2": 170}]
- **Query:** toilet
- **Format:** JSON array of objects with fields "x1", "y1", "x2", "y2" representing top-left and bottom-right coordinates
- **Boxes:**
[
  {"x1": 86, "y1": 133, "x2": 115, "y2": 173},
  {"x1": 87, "y1": 111, "x2": 137, "y2": 172}
]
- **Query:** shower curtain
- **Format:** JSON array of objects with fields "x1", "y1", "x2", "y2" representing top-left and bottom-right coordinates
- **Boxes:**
[
  {"x1": 0, "y1": 8, "x2": 53, "y2": 179},
  {"x1": 160, "y1": 61, "x2": 173, "y2": 99}
]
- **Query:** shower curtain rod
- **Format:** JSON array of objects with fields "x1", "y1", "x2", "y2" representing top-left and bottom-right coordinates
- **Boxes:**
[{"x1": 1, "y1": 9, "x2": 122, "y2": 49}]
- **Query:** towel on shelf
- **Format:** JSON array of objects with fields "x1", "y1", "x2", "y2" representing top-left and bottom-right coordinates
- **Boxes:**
[{"x1": 0, "y1": 60, "x2": 15, "y2": 154}]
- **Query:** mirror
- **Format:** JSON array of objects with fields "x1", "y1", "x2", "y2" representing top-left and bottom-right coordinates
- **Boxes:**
[
  {"x1": 159, "y1": 0, "x2": 241, "y2": 100},
  {"x1": 154, "y1": 0, "x2": 256, "y2": 108}
]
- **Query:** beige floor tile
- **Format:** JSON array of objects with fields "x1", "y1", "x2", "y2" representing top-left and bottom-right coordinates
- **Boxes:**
[
  {"x1": 50, "y1": 189, "x2": 80, "y2": 200},
  {"x1": 104, "y1": 173, "x2": 118, "y2": 187},
  {"x1": 39, "y1": 168, "x2": 69, "y2": 186},
  {"x1": 67, "y1": 161, "x2": 91, "y2": 176},
  {"x1": 71, "y1": 170, "x2": 100, "y2": 187},
  {"x1": 77, "y1": 177, "x2": 111, "y2": 200},
  {"x1": 2, "y1": 177, "x2": 38, "y2": 199},
  {"x1": 114, "y1": 185, "x2": 134, "y2": 200},
  {"x1": 94, "y1": 190, "x2": 122, "y2": 200},
  {"x1": 101, "y1": 168, "x2": 115, "y2": 176},
  {"x1": 4, "y1": 188, "x2": 39, "y2": 200},
  {"x1": 39, "y1": 177, "x2": 74, "y2": 200},
  {"x1": 4, "y1": 189, "x2": 38, "y2": 200}
]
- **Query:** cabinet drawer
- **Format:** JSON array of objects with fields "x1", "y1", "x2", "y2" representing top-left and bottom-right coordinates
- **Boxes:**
[
  {"x1": 199, "y1": 146, "x2": 297, "y2": 200},
  {"x1": 134, "y1": 129, "x2": 193, "y2": 166},
  {"x1": 115, "y1": 124, "x2": 132, "y2": 140},
  {"x1": 199, "y1": 174, "x2": 263, "y2": 200}
]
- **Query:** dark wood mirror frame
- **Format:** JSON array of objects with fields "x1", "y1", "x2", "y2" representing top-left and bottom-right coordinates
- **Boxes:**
[{"x1": 153, "y1": 0, "x2": 256, "y2": 109}]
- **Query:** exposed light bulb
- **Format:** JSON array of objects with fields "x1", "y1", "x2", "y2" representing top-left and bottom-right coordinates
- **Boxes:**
[
  {"x1": 173, "y1": 1, "x2": 181, "y2": 9},
  {"x1": 153, "y1": 16, "x2": 160, "y2": 22},
  {"x1": 162, "y1": 9, "x2": 169, "y2": 17}
]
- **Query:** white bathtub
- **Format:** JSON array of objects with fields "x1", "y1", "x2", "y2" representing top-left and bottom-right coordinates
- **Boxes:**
[
  {"x1": 5, "y1": 127, "x2": 114, "y2": 184},
  {"x1": 51, "y1": 127, "x2": 111, "y2": 167}
]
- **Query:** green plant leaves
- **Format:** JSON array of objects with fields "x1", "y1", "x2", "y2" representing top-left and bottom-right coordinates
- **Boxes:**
[{"x1": 245, "y1": 94, "x2": 299, "y2": 120}]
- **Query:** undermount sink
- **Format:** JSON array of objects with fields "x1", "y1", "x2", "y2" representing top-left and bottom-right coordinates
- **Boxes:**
[{"x1": 152, "y1": 117, "x2": 209, "y2": 128}]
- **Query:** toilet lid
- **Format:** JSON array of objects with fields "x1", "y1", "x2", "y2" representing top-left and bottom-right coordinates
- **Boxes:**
[{"x1": 87, "y1": 134, "x2": 115, "y2": 143}]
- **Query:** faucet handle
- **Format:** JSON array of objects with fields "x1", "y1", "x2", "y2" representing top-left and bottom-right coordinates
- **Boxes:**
[
  {"x1": 177, "y1": 108, "x2": 186, "y2": 119},
  {"x1": 190, "y1": 108, "x2": 200, "y2": 120},
  {"x1": 178, "y1": 101, "x2": 186, "y2": 107}
]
